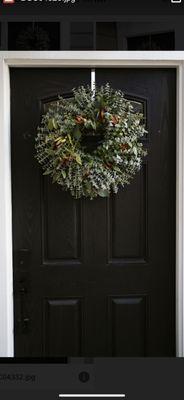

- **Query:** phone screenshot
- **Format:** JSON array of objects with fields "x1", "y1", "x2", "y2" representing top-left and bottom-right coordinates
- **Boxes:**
[{"x1": 0, "y1": 0, "x2": 183, "y2": 399}]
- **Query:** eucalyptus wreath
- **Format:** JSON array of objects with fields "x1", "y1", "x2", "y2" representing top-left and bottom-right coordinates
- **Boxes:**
[{"x1": 35, "y1": 84, "x2": 147, "y2": 199}]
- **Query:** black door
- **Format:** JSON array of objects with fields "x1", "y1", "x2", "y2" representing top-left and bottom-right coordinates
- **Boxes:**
[{"x1": 11, "y1": 68, "x2": 176, "y2": 357}]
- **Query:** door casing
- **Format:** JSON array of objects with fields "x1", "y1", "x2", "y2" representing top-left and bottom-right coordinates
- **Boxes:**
[{"x1": 0, "y1": 51, "x2": 183, "y2": 357}]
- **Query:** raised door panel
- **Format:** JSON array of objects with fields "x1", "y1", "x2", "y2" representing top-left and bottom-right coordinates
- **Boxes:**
[
  {"x1": 44, "y1": 298, "x2": 83, "y2": 357},
  {"x1": 42, "y1": 179, "x2": 82, "y2": 264},
  {"x1": 108, "y1": 164, "x2": 148, "y2": 265},
  {"x1": 109, "y1": 296, "x2": 148, "y2": 356}
]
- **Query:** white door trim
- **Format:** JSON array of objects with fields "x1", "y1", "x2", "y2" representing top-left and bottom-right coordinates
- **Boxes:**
[{"x1": 0, "y1": 51, "x2": 183, "y2": 357}]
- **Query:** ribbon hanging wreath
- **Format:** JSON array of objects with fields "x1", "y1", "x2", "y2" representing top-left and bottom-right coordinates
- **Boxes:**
[{"x1": 35, "y1": 84, "x2": 147, "y2": 199}]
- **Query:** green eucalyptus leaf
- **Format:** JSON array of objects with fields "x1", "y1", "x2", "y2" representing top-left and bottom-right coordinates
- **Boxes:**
[
  {"x1": 98, "y1": 189, "x2": 109, "y2": 198},
  {"x1": 47, "y1": 119, "x2": 53, "y2": 130},
  {"x1": 73, "y1": 126, "x2": 82, "y2": 140},
  {"x1": 52, "y1": 175, "x2": 59, "y2": 183},
  {"x1": 52, "y1": 119, "x2": 58, "y2": 129},
  {"x1": 43, "y1": 170, "x2": 51, "y2": 176},
  {"x1": 61, "y1": 170, "x2": 66, "y2": 179},
  {"x1": 48, "y1": 118, "x2": 58, "y2": 130},
  {"x1": 76, "y1": 154, "x2": 82, "y2": 165},
  {"x1": 133, "y1": 147, "x2": 138, "y2": 156}
]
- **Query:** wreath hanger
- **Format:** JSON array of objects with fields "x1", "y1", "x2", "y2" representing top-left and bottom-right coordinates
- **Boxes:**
[{"x1": 91, "y1": 68, "x2": 96, "y2": 97}]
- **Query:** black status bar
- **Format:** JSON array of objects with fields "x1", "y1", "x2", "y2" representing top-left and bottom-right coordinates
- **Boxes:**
[{"x1": 1, "y1": 0, "x2": 184, "y2": 16}]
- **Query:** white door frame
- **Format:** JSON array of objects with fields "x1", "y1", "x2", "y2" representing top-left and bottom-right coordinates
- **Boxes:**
[{"x1": 0, "y1": 51, "x2": 184, "y2": 357}]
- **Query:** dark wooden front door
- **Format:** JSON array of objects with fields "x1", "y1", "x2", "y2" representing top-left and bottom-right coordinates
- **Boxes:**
[{"x1": 11, "y1": 68, "x2": 176, "y2": 357}]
